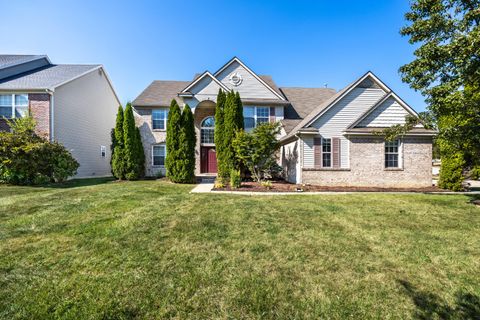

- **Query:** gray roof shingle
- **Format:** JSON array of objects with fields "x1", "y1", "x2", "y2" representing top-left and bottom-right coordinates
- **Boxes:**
[
  {"x1": 0, "y1": 64, "x2": 100, "y2": 90},
  {"x1": 0, "y1": 55, "x2": 46, "y2": 69},
  {"x1": 132, "y1": 80, "x2": 190, "y2": 107}
]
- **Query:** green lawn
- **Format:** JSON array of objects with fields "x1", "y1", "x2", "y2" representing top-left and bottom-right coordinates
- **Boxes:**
[{"x1": 1, "y1": 179, "x2": 479, "y2": 319}]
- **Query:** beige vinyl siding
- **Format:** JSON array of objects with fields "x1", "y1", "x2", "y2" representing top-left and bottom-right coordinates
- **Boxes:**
[
  {"x1": 302, "y1": 136, "x2": 315, "y2": 168},
  {"x1": 53, "y1": 68, "x2": 119, "y2": 178},
  {"x1": 215, "y1": 61, "x2": 279, "y2": 99},
  {"x1": 357, "y1": 96, "x2": 413, "y2": 127},
  {"x1": 304, "y1": 87, "x2": 386, "y2": 168}
]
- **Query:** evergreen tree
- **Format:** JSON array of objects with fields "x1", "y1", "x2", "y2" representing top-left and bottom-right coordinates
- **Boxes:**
[
  {"x1": 111, "y1": 106, "x2": 125, "y2": 179},
  {"x1": 124, "y1": 103, "x2": 141, "y2": 180},
  {"x1": 177, "y1": 104, "x2": 196, "y2": 183},
  {"x1": 135, "y1": 127, "x2": 145, "y2": 178},
  {"x1": 215, "y1": 89, "x2": 227, "y2": 178},
  {"x1": 165, "y1": 99, "x2": 182, "y2": 181},
  {"x1": 222, "y1": 91, "x2": 239, "y2": 175},
  {"x1": 234, "y1": 91, "x2": 244, "y2": 130}
]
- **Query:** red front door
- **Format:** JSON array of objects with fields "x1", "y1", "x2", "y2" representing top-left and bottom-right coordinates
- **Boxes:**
[{"x1": 201, "y1": 147, "x2": 217, "y2": 173}]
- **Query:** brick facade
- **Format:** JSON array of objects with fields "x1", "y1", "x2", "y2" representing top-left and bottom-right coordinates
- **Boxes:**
[
  {"x1": 301, "y1": 136, "x2": 433, "y2": 188},
  {"x1": 29, "y1": 93, "x2": 50, "y2": 139}
]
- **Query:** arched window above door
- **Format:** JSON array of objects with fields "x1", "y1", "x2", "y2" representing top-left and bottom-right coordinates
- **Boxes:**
[{"x1": 201, "y1": 116, "x2": 215, "y2": 144}]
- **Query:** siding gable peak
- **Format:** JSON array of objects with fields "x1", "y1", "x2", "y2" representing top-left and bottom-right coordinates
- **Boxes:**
[{"x1": 180, "y1": 71, "x2": 229, "y2": 94}]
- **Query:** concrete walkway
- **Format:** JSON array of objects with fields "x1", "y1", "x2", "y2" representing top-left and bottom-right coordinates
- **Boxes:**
[{"x1": 190, "y1": 183, "x2": 214, "y2": 193}]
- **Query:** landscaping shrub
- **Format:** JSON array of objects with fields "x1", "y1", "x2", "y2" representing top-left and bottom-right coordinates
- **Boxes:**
[
  {"x1": 232, "y1": 122, "x2": 280, "y2": 182},
  {"x1": 438, "y1": 152, "x2": 465, "y2": 191},
  {"x1": 222, "y1": 91, "x2": 244, "y2": 178},
  {"x1": 166, "y1": 99, "x2": 183, "y2": 182},
  {"x1": 471, "y1": 165, "x2": 480, "y2": 180},
  {"x1": 0, "y1": 117, "x2": 79, "y2": 185},
  {"x1": 229, "y1": 168, "x2": 241, "y2": 189},
  {"x1": 215, "y1": 89, "x2": 227, "y2": 179},
  {"x1": 261, "y1": 180, "x2": 273, "y2": 190}
]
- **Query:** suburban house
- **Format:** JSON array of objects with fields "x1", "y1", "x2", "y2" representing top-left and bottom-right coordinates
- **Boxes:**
[
  {"x1": 133, "y1": 57, "x2": 435, "y2": 187},
  {"x1": 0, "y1": 54, "x2": 120, "y2": 178}
]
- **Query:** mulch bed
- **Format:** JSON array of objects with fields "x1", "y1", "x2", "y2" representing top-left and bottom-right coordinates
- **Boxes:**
[{"x1": 213, "y1": 180, "x2": 445, "y2": 193}]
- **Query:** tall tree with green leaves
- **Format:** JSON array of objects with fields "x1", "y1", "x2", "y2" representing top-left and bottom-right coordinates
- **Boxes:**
[
  {"x1": 165, "y1": 99, "x2": 182, "y2": 182},
  {"x1": 222, "y1": 91, "x2": 240, "y2": 176},
  {"x1": 176, "y1": 104, "x2": 196, "y2": 183},
  {"x1": 234, "y1": 91, "x2": 244, "y2": 131},
  {"x1": 111, "y1": 106, "x2": 126, "y2": 179},
  {"x1": 214, "y1": 89, "x2": 227, "y2": 178},
  {"x1": 124, "y1": 103, "x2": 143, "y2": 180},
  {"x1": 135, "y1": 127, "x2": 145, "y2": 178},
  {"x1": 398, "y1": 0, "x2": 480, "y2": 190}
]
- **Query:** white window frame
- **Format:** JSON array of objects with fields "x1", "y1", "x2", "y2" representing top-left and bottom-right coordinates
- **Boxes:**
[
  {"x1": 0, "y1": 93, "x2": 29, "y2": 119},
  {"x1": 384, "y1": 139, "x2": 402, "y2": 169},
  {"x1": 152, "y1": 108, "x2": 168, "y2": 130},
  {"x1": 244, "y1": 106, "x2": 270, "y2": 131},
  {"x1": 100, "y1": 145, "x2": 106, "y2": 158},
  {"x1": 152, "y1": 144, "x2": 166, "y2": 167},
  {"x1": 200, "y1": 116, "x2": 215, "y2": 145},
  {"x1": 322, "y1": 138, "x2": 332, "y2": 168}
]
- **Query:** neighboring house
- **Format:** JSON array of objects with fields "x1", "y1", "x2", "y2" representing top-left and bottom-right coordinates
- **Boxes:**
[
  {"x1": 0, "y1": 54, "x2": 120, "y2": 178},
  {"x1": 133, "y1": 57, "x2": 435, "y2": 187}
]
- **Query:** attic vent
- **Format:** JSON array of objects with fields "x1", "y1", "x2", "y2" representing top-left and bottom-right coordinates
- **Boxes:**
[
  {"x1": 358, "y1": 78, "x2": 381, "y2": 89},
  {"x1": 229, "y1": 72, "x2": 243, "y2": 86}
]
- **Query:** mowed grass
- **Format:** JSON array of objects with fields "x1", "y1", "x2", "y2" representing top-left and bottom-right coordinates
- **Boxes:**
[{"x1": 0, "y1": 179, "x2": 479, "y2": 319}]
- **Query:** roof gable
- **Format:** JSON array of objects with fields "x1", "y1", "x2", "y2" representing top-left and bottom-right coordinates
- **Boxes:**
[
  {"x1": 350, "y1": 92, "x2": 421, "y2": 128},
  {"x1": 214, "y1": 57, "x2": 286, "y2": 100},
  {"x1": 180, "y1": 71, "x2": 229, "y2": 94}
]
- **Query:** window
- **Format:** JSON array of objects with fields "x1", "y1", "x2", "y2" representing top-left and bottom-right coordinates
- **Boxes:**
[
  {"x1": 100, "y1": 146, "x2": 106, "y2": 158},
  {"x1": 244, "y1": 106, "x2": 270, "y2": 130},
  {"x1": 0, "y1": 94, "x2": 28, "y2": 118},
  {"x1": 152, "y1": 109, "x2": 168, "y2": 130},
  {"x1": 201, "y1": 116, "x2": 215, "y2": 144},
  {"x1": 322, "y1": 138, "x2": 332, "y2": 167},
  {"x1": 152, "y1": 145, "x2": 166, "y2": 166},
  {"x1": 385, "y1": 140, "x2": 400, "y2": 168}
]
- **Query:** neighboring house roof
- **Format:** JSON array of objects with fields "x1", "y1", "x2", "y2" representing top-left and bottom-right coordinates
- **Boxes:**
[
  {"x1": 0, "y1": 55, "x2": 50, "y2": 69},
  {"x1": 0, "y1": 64, "x2": 101, "y2": 90},
  {"x1": 133, "y1": 80, "x2": 190, "y2": 107}
]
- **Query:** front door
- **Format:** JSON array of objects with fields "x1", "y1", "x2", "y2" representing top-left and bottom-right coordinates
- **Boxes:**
[{"x1": 201, "y1": 147, "x2": 217, "y2": 173}]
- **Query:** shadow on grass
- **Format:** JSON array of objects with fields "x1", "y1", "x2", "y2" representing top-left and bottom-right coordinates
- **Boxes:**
[
  {"x1": 398, "y1": 279, "x2": 480, "y2": 319},
  {"x1": 39, "y1": 177, "x2": 116, "y2": 189}
]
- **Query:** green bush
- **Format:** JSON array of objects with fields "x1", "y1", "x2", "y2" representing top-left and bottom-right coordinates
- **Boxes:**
[
  {"x1": 111, "y1": 106, "x2": 126, "y2": 179},
  {"x1": 176, "y1": 104, "x2": 196, "y2": 183},
  {"x1": 438, "y1": 152, "x2": 465, "y2": 191},
  {"x1": 166, "y1": 100, "x2": 183, "y2": 182},
  {"x1": 124, "y1": 103, "x2": 144, "y2": 180},
  {"x1": 260, "y1": 180, "x2": 273, "y2": 189},
  {"x1": 229, "y1": 169, "x2": 241, "y2": 189},
  {"x1": 470, "y1": 165, "x2": 480, "y2": 180},
  {"x1": 0, "y1": 117, "x2": 79, "y2": 185}
]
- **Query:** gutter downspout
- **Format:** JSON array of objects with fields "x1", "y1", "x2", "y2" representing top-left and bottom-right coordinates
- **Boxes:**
[{"x1": 46, "y1": 88, "x2": 54, "y2": 142}]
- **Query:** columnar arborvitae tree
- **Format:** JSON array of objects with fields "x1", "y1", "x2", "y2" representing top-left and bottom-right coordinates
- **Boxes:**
[
  {"x1": 177, "y1": 104, "x2": 196, "y2": 183},
  {"x1": 135, "y1": 127, "x2": 145, "y2": 178},
  {"x1": 223, "y1": 91, "x2": 242, "y2": 175},
  {"x1": 234, "y1": 91, "x2": 244, "y2": 130},
  {"x1": 111, "y1": 106, "x2": 125, "y2": 179},
  {"x1": 124, "y1": 103, "x2": 143, "y2": 180},
  {"x1": 215, "y1": 89, "x2": 227, "y2": 178},
  {"x1": 165, "y1": 99, "x2": 182, "y2": 181}
]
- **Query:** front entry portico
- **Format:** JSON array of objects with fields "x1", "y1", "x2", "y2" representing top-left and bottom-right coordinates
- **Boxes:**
[{"x1": 201, "y1": 146, "x2": 217, "y2": 173}]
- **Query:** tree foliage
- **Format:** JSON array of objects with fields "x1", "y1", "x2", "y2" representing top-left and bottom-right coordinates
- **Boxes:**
[
  {"x1": 222, "y1": 91, "x2": 244, "y2": 176},
  {"x1": 177, "y1": 104, "x2": 196, "y2": 183},
  {"x1": 232, "y1": 122, "x2": 280, "y2": 182},
  {"x1": 0, "y1": 117, "x2": 79, "y2": 185},
  {"x1": 165, "y1": 99, "x2": 183, "y2": 182},
  {"x1": 123, "y1": 103, "x2": 144, "y2": 180},
  {"x1": 111, "y1": 106, "x2": 125, "y2": 179},
  {"x1": 214, "y1": 89, "x2": 227, "y2": 178},
  {"x1": 398, "y1": 0, "x2": 480, "y2": 189}
]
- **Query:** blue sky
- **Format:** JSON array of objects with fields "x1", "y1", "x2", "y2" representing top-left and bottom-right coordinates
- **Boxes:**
[{"x1": 0, "y1": 0, "x2": 426, "y2": 111}]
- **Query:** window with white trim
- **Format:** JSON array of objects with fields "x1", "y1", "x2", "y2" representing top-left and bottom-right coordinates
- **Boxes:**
[
  {"x1": 201, "y1": 116, "x2": 215, "y2": 144},
  {"x1": 152, "y1": 109, "x2": 168, "y2": 130},
  {"x1": 385, "y1": 139, "x2": 400, "y2": 168},
  {"x1": 152, "y1": 144, "x2": 166, "y2": 166},
  {"x1": 244, "y1": 106, "x2": 269, "y2": 130},
  {"x1": 100, "y1": 146, "x2": 106, "y2": 158},
  {"x1": 0, "y1": 94, "x2": 28, "y2": 118},
  {"x1": 322, "y1": 138, "x2": 332, "y2": 167}
]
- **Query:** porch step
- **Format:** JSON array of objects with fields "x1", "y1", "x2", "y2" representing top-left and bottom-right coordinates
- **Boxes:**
[{"x1": 196, "y1": 176, "x2": 216, "y2": 184}]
